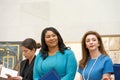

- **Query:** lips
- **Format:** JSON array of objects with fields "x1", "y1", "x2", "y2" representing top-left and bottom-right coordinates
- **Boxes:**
[
  {"x1": 89, "y1": 45, "x2": 96, "y2": 49},
  {"x1": 49, "y1": 41, "x2": 56, "y2": 44},
  {"x1": 90, "y1": 45, "x2": 94, "y2": 47}
]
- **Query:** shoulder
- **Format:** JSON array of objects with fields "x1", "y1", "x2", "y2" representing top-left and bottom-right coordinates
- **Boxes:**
[
  {"x1": 100, "y1": 54, "x2": 111, "y2": 60},
  {"x1": 64, "y1": 49, "x2": 74, "y2": 55},
  {"x1": 99, "y1": 54, "x2": 112, "y2": 62},
  {"x1": 64, "y1": 49, "x2": 76, "y2": 59},
  {"x1": 36, "y1": 52, "x2": 42, "y2": 57},
  {"x1": 35, "y1": 52, "x2": 43, "y2": 62},
  {"x1": 20, "y1": 59, "x2": 28, "y2": 67}
]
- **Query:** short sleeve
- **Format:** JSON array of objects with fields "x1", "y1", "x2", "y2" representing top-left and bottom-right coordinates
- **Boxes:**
[
  {"x1": 78, "y1": 67, "x2": 83, "y2": 75},
  {"x1": 103, "y1": 57, "x2": 114, "y2": 74}
]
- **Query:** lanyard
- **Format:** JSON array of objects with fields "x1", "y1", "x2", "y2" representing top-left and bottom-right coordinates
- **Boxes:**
[{"x1": 83, "y1": 54, "x2": 101, "y2": 80}]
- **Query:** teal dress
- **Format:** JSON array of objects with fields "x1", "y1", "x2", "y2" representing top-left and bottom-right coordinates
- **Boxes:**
[{"x1": 33, "y1": 49, "x2": 77, "y2": 80}]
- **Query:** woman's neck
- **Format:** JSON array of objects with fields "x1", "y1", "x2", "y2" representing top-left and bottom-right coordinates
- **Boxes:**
[
  {"x1": 89, "y1": 49, "x2": 101, "y2": 59},
  {"x1": 48, "y1": 46, "x2": 59, "y2": 56},
  {"x1": 28, "y1": 55, "x2": 35, "y2": 64}
]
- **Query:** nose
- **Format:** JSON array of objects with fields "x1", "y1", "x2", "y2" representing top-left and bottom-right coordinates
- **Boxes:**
[
  {"x1": 50, "y1": 36, "x2": 54, "y2": 40},
  {"x1": 89, "y1": 40, "x2": 93, "y2": 43}
]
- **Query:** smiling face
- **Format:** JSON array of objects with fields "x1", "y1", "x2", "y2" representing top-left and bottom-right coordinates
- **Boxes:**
[
  {"x1": 85, "y1": 34, "x2": 100, "y2": 52},
  {"x1": 45, "y1": 31, "x2": 58, "y2": 48}
]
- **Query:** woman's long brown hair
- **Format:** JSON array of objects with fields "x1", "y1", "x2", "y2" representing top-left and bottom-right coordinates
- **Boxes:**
[{"x1": 79, "y1": 31, "x2": 108, "y2": 69}]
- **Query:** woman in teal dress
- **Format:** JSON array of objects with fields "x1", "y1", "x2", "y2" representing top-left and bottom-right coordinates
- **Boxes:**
[{"x1": 33, "y1": 27, "x2": 77, "y2": 80}]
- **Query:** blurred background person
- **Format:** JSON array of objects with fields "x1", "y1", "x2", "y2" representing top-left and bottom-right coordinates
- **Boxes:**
[{"x1": 7, "y1": 38, "x2": 41, "y2": 80}]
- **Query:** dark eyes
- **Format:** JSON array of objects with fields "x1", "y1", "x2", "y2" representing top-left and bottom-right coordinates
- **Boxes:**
[
  {"x1": 86, "y1": 38, "x2": 97, "y2": 42},
  {"x1": 45, "y1": 34, "x2": 57, "y2": 38},
  {"x1": 22, "y1": 50, "x2": 30, "y2": 53}
]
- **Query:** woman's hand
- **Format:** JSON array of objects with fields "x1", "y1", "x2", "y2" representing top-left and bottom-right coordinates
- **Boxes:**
[
  {"x1": 102, "y1": 73, "x2": 112, "y2": 80},
  {"x1": 7, "y1": 75, "x2": 22, "y2": 80},
  {"x1": 102, "y1": 77, "x2": 112, "y2": 80}
]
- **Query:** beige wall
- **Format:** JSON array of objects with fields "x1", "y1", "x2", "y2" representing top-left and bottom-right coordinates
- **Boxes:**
[
  {"x1": 0, "y1": 0, "x2": 120, "y2": 42},
  {"x1": 0, "y1": 0, "x2": 119, "y2": 79}
]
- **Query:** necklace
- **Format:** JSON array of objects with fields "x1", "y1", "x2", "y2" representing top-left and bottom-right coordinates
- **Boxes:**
[{"x1": 83, "y1": 54, "x2": 101, "y2": 80}]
